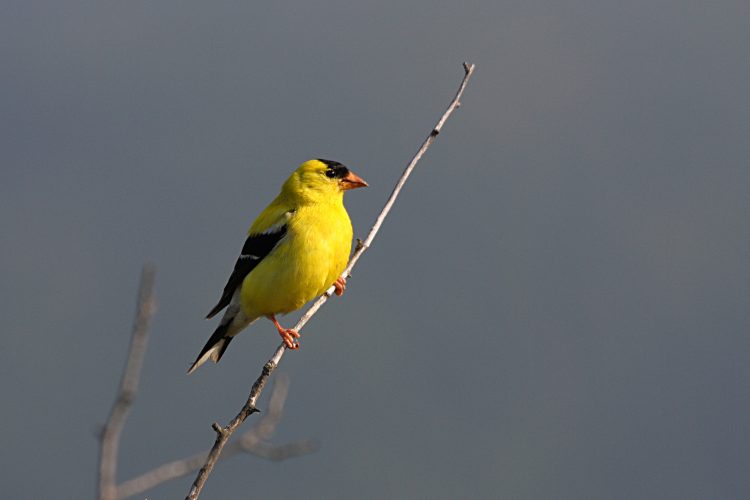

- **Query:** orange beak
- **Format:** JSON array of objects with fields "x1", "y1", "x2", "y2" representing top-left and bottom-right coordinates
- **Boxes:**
[{"x1": 340, "y1": 170, "x2": 368, "y2": 190}]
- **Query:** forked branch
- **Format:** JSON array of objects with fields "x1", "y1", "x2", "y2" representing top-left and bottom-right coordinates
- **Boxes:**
[
  {"x1": 117, "y1": 374, "x2": 317, "y2": 498},
  {"x1": 97, "y1": 268, "x2": 315, "y2": 500}
]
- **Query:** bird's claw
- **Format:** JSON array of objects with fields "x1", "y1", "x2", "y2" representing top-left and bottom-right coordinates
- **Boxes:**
[
  {"x1": 334, "y1": 276, "x2": 347, "y2": 297},
  {"x1": 270, "y1": 314, "x2": 301, "y2": 349},
  {"x1": 280, "y1": 328, "x2": 300, "y2": 350}
]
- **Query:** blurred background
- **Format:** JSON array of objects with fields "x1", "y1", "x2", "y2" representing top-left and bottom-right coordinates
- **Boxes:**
[{"x1": 2, "y1": 1, "x2": 749, "y2": 498}]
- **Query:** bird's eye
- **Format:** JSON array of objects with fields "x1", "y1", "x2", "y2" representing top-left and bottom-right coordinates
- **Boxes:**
[{"x1": 325, "y1": 168, "x2": 336, "y2": 178}]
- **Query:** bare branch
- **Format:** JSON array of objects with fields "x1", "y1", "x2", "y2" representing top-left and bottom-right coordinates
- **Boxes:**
[
  {"x1": 98, "y1": 265, "x2": 157, "y2": 500},
  {"x1": 185, "y1": 62, "x2": 476, "y2": 500},
  {"x1": 116, "y1": 374, "x2": 316, "y2": 499}
]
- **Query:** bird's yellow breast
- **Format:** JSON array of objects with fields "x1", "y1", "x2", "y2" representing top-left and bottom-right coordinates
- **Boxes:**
[{"x1": 239, "y1": 202, "x2": 353, "y2": 317}]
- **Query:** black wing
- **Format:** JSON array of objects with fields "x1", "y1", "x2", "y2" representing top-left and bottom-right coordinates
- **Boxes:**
[{"x1": 206, "y1": 226, "x2": 287, "y2": 319}]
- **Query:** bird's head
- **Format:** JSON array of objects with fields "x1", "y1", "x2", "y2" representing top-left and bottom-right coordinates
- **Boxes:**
[{"x1": 283, "y1": 159, "x2": 368, "y2": 202}]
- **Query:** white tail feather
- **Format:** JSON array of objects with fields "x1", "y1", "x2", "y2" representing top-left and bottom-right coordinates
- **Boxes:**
[{"x1": 187, "y1": 339, "x2": 226, "y2": 374}]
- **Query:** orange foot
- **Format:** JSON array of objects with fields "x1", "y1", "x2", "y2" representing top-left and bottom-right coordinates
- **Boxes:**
[
  {"x1": 334, "y1": 276, "x2": 347, "y2": 297},
  {"x1": 269, "y1": 314, "x2": 300, "y2": 349}
]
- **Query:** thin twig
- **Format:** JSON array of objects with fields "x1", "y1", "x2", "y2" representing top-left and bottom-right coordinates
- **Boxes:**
[
  {"x1": 98, "y1": 265, "x2": 157, "y2": 500},
  {"x1": 185, "y1": 62, "x2": 476, "y2": 500},
  {"x1": 116, "y1": 374, "x2": 317, "y2": 499}
]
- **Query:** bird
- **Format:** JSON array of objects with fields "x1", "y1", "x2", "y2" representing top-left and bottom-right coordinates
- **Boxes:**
[{"x1": 188, "y1": 159, "x2": 368, "y2": 374}]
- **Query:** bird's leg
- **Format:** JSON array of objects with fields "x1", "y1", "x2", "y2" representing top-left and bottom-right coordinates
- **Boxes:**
[
  {"x1": 269, "y1": 314, "x2": 300, "y2": 349},
  {"x1": 333, "y1": 276, "x2": 347, "y2": 297}
]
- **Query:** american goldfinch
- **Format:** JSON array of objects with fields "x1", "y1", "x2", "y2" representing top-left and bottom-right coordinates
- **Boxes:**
[{"x1": 188, "y1": 159, "x2": 367, "y2": 373}]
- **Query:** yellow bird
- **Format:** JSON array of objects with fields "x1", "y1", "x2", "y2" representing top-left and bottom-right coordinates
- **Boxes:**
[{"x1": 188, "y1": 159, "x2": 368, "y2": 373}]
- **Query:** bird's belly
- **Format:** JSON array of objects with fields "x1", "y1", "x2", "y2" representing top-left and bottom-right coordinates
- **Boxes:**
[{"x1": 240, "y1": 230, "x2": 350, "y2": 317}]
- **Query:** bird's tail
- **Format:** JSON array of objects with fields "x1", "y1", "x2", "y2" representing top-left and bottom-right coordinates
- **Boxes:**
[{"x1": 187, "y1": 322, "x2": 235, "y2": 374}]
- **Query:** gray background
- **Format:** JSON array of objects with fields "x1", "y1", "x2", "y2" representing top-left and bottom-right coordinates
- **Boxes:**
[{"x1": 2, "y1": 1, "x2": 749, "y2": 499}]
